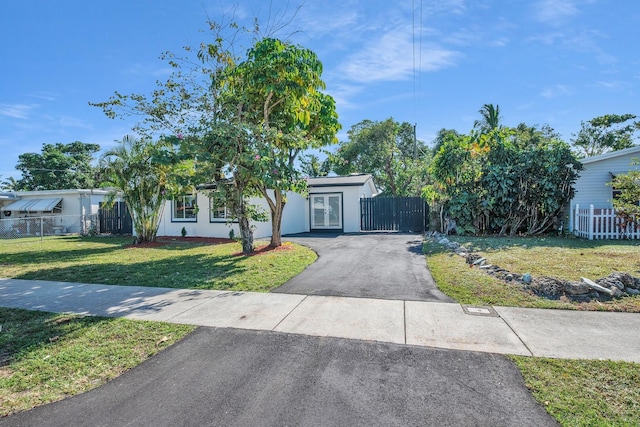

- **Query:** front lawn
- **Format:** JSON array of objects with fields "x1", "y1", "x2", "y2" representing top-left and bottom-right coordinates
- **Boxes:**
[
  {"x1": 425, "y1": 235, "x2": 640, "y2": 312},
  {"x1": 0, "y1": 307, "x2": 195, "y2": 417},
  {"x1": 0, "y1": 236, "x2": 317, "y2": 292},
  {"x1": 510, "y1": 356, "x2": 640, "y2": 427}
]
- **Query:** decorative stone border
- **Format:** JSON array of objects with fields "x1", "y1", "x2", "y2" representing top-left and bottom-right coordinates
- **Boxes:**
[{"x1": 425, "y1": 231, "x2": 640, "y2": 302}]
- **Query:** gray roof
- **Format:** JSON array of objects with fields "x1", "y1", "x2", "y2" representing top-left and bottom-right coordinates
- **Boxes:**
[
  {"x1": 307, "y1": 174, "x2": 373, "y2": 188},
  {"x1": 581, "y1": 145, "x2": 640, "y2": 164}
]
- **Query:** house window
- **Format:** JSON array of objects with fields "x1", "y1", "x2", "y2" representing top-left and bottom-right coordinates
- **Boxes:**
[
  {"x1": 172, "y1": 194, "x2": 197, "y2": 222},
  {"x1": 209, "y1": 198, "x2": 236, "y2": 222}
]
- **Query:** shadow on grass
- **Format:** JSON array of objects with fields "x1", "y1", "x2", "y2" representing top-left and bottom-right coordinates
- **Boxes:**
[
  {"x1": 0, "y1": 236, "x2": 131, "y2": 266},
  {"x1": 10, "y1": 252, "x2": 248, "y2": 290},
  {"x1": 0, "y1": 307, "x2": 114, "y2": 367}
]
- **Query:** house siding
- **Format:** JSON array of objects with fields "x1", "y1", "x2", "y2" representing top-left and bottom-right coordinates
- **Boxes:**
[{"x1": 569, "y1": 149, "x2": 640, "y2": 231}]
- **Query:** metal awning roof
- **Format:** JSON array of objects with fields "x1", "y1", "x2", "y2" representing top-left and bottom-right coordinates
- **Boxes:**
[{"x1": 3, "y1": 197, "x2": 63, "y2": 212}]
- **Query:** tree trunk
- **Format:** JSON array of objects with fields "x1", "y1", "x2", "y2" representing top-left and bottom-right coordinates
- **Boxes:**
[
  {"x1": 238, "y1": 215, "x2": 254, "y2": 254},
  {"x1": 234, "y1": 179, "x2": 254, "y2": 254},
  {"x1": 269, "y1": 190, "x2": 285, "y2": 247}
]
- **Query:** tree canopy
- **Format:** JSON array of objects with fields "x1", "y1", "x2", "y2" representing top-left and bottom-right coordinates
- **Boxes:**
[
  {"x1": 92, "y1": 22, "x2": 340, "y2": 252},
  {"x1": 572, "y1": 114, "x2": 639, "y2": 157},
  {"x1": 430, "y1": 107, "x2": 582, "y2": 235},
  {"x1": 14, "y1": 141, "x2": 100, "y2": 191},
  {"x1": 100, "y1": 136, "x2": 173, "y2": 244},
  {"x1": 329, "y1": 118, "x2": 429, "y2": 196}
]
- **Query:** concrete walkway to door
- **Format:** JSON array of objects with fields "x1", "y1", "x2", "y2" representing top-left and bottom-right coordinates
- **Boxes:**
[{"x1": 273, "y1": 233, "x2": 454, "y2": 302}]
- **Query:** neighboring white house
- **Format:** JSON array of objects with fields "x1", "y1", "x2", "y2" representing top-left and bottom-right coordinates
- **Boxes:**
[
  {"x1": 156, "y1": 174, "x2": 379, "y2": 238},
  {"x1": 569, "y1": 145, "x2": 640, "y2": 237},
  {"x1": 0, "y1": 189, "x2": 112, "y2": 236}
]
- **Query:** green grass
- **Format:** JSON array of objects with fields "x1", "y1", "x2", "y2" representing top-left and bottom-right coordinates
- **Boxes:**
[
  {"x1": 510, "y1": 356, "x2": 640, "y2": 427},
  {"x1": 0, "y1": 307, "x2": 195, "y2": 417},
  {"x1": 424, "y1": 236, "x2": 640, "y2": 312},
  {"x1": 0, "y1": 236, "x2": 317, "y2": 292}
]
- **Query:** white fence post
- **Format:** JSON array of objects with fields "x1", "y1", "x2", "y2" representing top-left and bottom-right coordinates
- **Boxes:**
[
  {"x1": 574, "y1": 204, "x2": 579, "y2": 237},
  {"x1": 589, "y1": 204, "x2": 594, "y2": 240}
]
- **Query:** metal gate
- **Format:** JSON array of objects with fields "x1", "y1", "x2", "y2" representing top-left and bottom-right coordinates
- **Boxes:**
[
  {"x1": 360, "y1": 197, "x2": 428, "y2": 232},
  {"x1": 99, "y1": 201, "x2": 133, "y2": 234}
]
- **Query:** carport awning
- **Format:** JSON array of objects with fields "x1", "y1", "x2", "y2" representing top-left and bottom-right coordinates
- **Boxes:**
[{"x1": 3, "y1": 197, "x2": 62, "y2": 212}]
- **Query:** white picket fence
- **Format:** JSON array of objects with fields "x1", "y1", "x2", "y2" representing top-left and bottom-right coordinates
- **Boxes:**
[{"x1": 573, "y1": 204, "x2": 640, "y2": 240}]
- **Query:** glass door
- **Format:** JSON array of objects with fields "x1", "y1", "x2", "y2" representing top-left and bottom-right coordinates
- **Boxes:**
[{"x1": 311, "y1": 194, "x2": 342, "y2": 229}]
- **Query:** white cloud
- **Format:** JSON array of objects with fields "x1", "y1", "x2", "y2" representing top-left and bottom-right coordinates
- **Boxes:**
[
  {"x1": 57, "y1": 115, "x2": 93, "y2": 130},
  {"x1": 540, "y1": 84, "x2": 570, "y2": 99},
  {"x1": 533, "y1": 0, "x2": 578, "y2": 25},
  {"x1": 594, "y1": 80, "x2": 627, "y2": 90},
  {"x1": 0, "y1": 103, "x2": 37, "y2": 119},
  {"x1": 424, "y1": 0, "x2": 468, "y2": 16},
  {"x1": 27, "y1": 92, "x2": 57, "y2": 101},
  {"x1": 340, "y1": 27, "x2": 460, "y2": 83}
]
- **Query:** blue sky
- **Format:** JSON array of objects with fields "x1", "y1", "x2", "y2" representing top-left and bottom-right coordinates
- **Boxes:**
[{"x1": 1, "y1": 0, "x2": 638, "y2": 180}]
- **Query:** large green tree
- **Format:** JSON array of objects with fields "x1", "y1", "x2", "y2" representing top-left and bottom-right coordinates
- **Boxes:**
[
  {"x1": 572, "y1": 114, "x2": 639, "y2": 157},
  {"x1": 330, "y1": 118, "x2": 429, "y2": 196},
  {"x1": 228, "y1": 38, "x2": 340, "y2": 247},
  {"x1": 100, "y1": 136, "x2": 172, "y2": 244},
  {"x1": 431, "y1": 106, "x2": 582, "y2": 235},
  {"x1": 92, "y1": 23, "x2": 340, "y2": 251},
  {"x1": 14, "y1": 141, "x2": 100, "y2": 190}
]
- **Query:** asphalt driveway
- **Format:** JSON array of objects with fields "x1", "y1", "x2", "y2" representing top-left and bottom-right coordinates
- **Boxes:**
[
  {"x1": 275, "y1": 233, "x2": 454, "y2": 302},
  {"x1": 1, "y1": 328, "x2": 557, "y2": 427}
]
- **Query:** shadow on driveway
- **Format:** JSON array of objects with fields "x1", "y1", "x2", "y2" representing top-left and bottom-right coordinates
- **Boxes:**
[{"x1": 275, "y1": 233, "x2": 454, "y2": 302}]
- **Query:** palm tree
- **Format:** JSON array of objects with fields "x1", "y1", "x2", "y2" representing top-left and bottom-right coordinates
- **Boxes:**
[
  {"x1": 100, "y1": 135, "x2": 171, "y2": 244},
  {"x1": 474, "y1": 103, "x2": 502, "y2": 133}
]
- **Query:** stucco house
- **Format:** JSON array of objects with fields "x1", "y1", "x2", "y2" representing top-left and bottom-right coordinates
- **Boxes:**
[
  {"x1": 156, "y1": 174, "x2": 379, "y2": 238},
  {"x1": 569, "y1": 145, "x2": 640, "y2": 239}
]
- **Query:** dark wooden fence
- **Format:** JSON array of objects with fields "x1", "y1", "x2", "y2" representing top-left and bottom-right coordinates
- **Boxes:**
[
  {"x1": 360, "y1": 197, "x2": 428, "y2": 232},
  {"x1": 99, "y1": 201, "x2": 133, "y2": 235}
]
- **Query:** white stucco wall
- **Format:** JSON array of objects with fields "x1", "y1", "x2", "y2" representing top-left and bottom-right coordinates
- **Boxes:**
[{"x1": 156, "y1": 191, "x2": 309, "y2": 239}]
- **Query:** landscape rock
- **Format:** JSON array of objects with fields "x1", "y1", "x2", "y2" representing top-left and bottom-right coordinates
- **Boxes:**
[
  {"x1": 564, "y1": 282, "x2": 590, "y2": 295},
  {"x1": 581, "y1": 278, "x2": 613, "y2": 296},
  {"x1": 530, "y1": 277, "x2": 565, "y2": 298},
  {"x1": 598, "y1": 272, "x2": 638, "y2": 290},
  {"x1": 610, "y1": 287, "x2": 625, "y2": 298},
  {"x1": 427, "y1": 232, "x2": 640, "y2": 302},
  {"x1": 466, "y1": 254, "x2": 482, "y2": 265}
]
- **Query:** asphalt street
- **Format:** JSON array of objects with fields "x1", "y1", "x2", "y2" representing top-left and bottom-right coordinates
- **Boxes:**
[
  {"x1": 274, "y1": 233, "x2": 455, "y2": 302},
  {"x1": 0, "y1": 328, "x2": 558, "y2": 427}
]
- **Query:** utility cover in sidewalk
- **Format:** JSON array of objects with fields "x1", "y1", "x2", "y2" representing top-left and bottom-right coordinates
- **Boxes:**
[{"x1": 462, "y1": 305, "x2": 499, "y2": 318}]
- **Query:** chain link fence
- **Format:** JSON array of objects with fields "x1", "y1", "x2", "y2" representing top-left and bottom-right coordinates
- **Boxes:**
[{"x1": 0, "y1": 214, "x2": 99, "y2": 240}]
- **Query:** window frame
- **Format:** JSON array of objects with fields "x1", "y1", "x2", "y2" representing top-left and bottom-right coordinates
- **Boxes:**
[
  {"x1": 171, "y1": 194, "x2": 198, "y2": 222},
  {"x1": 209, "y1": 197, "x2": 237, "y2": 223}
]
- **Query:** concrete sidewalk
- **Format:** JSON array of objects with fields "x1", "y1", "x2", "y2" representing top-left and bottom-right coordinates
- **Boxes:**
[{"x1": 2, "y1": 277, "x2": 639, "y2": 363}]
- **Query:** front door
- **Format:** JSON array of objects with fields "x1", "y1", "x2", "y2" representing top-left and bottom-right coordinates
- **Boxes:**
[{"x1": 311, "y1": 194, "x2": 342, "y2": 230}]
